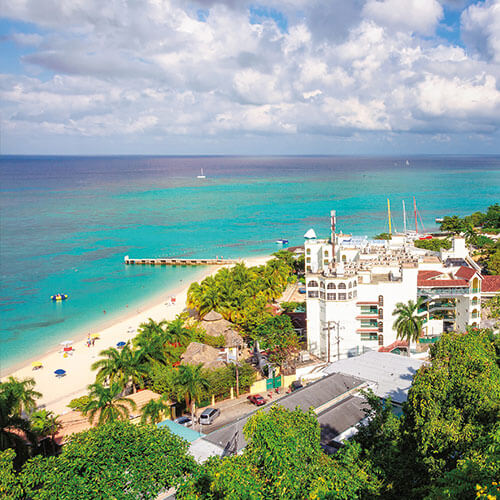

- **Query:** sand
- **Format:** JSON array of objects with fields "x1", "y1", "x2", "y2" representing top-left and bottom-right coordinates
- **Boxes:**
[{"x1": 4, "y1": 255, "x2": 271, "y2": 415}]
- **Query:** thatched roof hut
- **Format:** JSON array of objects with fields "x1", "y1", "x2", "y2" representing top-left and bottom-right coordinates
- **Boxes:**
[
  {"x1": 181, "y1": 342, "x2": 226, "y2": 369},
  {"x1": 201, "y1": 311, "x2": 244, "y2": 348}
]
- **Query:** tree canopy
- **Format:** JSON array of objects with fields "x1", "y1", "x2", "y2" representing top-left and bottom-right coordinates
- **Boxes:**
[{"x1": 10, "y1": 421, "x2": 196, "y2": 500}]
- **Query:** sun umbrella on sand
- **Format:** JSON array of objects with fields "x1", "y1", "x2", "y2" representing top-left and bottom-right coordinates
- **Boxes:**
[
  {"x1": 54, "y1": 369, "x2": 66, "y2": 378},
  {"x1": 32, "y1": 361, "x2": 43, "y2": 370},
  {"x1": 117, "y1": 341, "x2": 126, "y2": 348},
  {"x1": 91, "y1": 333, "x2": 100, "y2": 339}
]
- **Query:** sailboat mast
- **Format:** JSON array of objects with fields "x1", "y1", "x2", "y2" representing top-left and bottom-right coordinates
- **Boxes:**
[
  {"x1": 413, "y1": 197, "x2": 418, "y2": 234},
  {"x1": 387, "y1": 199, "x2": 392, "y2": 235},
  {"x1": 403, "y1": 200, "x2": 407, "y2": 234}
]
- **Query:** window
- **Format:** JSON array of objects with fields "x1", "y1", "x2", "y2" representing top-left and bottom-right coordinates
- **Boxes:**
[
  {"x1": 338, "y1": 293, "x2": 346, "y2": 300},
  {"x1": 342, "y1": 255, "x2": 347, "y2": 261},
  {"x1": 306, "y1": 257, "x2": 311, "y2": 263},
  {"x1": 348, "y1": 292, "x2": 352, "y2": 299},
  {"x1": 320, "y1": 291, "x2": 325, "y2": 299},
  {"x1": 308, "y1": 281, "x2": 318, "y2": 288},
  {"x1": 353, "y1": 290, "x2": 357, "y2": 298},
  {"x1": 308, "y1": 291, "x2": 319, "y2": 298},
  {"x1": 327, "y1": 293, "x2": 336, "y2": 300},
  {"x1": 360, "y1": 333, "x2": 378, "y2": 341},
  {"x1": 360, "y1": 319, "x2": 378, "y2": 327},
  {"x1": 307, "y1": 266, "x2": 311, "y2": 272},
  {"x1": 348, "y1": 282, "x2": 352, "y2": 288},
  {"x1": 378, "y1": 308, "x2": 383, "y2": 319},
  {"x1": 353, "y1": 280, "x2": 357, "y2": 287},
  {"x1": 360, "y1": 306, "x2": 378, "y2": 315},
  {"x1": 378, "y1": 334, "x2": 384, "y2": 345},
  {"x1": 378, "y1": 321, "x2": 383, "y2": 332},
  {"x1": 327, "y1": 283, "x2": 336, "y2": 289},
  {"x1": 320, "y1": 281, "x2": 325, "y2": 288},
  {"x1": 324, "y1": 251, "x2": 329, "y2": 257},
  {"x1": 324, "y1": 259, "x2": 329, "y2": 265},
  {"x1": 338, "y1": 283, "x2": 346, "y2": 289},
  {"x1": 378, "y1": 295, "x2": 384, "y2": 306},
  {"x1": 306, "y1": 248, "x2": 311, "y2": 255}
]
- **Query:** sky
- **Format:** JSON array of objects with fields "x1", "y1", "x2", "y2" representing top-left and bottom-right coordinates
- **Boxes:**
[{"x1": 1, "y1": 0, "x2": 500, "y2": 155}]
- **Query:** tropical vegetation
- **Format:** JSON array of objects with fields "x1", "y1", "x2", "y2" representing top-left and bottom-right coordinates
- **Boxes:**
[
  {"x1": 2, "y1": 421, "x2": 196, "y2": 500},
  {"x1": 414, "y1": 238, "x2": 451, "y2": 252},
  {"x1": 392, "y1": 298, "x2": 425, "y2": 354}
]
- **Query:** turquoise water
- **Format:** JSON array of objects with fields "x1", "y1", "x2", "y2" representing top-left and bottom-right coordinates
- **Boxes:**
[{"x1": 1, "y1": 155, "x2": 499, "y2": 371}]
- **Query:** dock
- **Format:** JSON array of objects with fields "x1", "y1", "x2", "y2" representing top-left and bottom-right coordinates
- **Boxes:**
[{"x1": 124, "y1": 256, "x2": 238, "y2": 266}]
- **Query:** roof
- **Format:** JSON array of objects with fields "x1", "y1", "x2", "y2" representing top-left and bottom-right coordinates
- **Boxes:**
[
  {"x1": 304, "y1": 228, "x2": 317, "y2": 239},
  {"x1": 417, "y1": 278, "x2": 469, "y2": 287},
  {"x1": 203, "y1": 310, "x2": 223, "y2": 321},
  {"x1": 200, "y1": 316, "x2": 244, "y2": 348},
  {"x1": 157, "y1": 419, "x2": 202, "y2": 442},
  {"x1": 322, "y1": 351, "x2": 426, "y2": 404},
  {"x1": 181, "y1": 342, "x2": 226, "y2": 369},
  {"x1": 418, "y1": 270, "x2": 443, "y2": 280},
  {"x1": 455, "y1": 266, "x2": 480, "y2": 281},
  {"x1": 204, "y1": 372, "x2": 365, "y2": 453},
  {"x1": 378, "y1": 340, "x2": 408, "y2": 353},
  {"x1": 482, "y1": 275, "x2": 500, "y2": 292},
  {"x1": 317, "y1": 396, "x2": 367, "y2": 443},
  {"x1": 188, "y1": 437, "x2": 225, "y2": 463}
]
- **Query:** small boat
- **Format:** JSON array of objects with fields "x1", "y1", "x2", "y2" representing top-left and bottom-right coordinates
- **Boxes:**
[
  {"x1": 435, "y1": 217, "x2": 444, "y2": 223},
  {"x1": 197, "y1": 168, "x2": 206, "y2": 179},
  {"x1": 51, "y1": 293, "x2": 68, "y2": 301},
  {"x1": 405, "y1": 160, "x2": 410, "y2": 166},
  {"x1": 276, "y1": 239, "x2": 289, "y2": 245}
]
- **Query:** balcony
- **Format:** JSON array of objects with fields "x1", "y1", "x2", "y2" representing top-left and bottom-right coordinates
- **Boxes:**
[
  {"x1": 471, "y1": 288, "x2": 480, "y2": 293},
  {"x1": 418, "y1": 287, "x2": 468, "y2": 297}
]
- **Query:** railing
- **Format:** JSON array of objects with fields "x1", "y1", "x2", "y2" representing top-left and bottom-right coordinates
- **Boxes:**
[
  {"x1": 471, "y1": 288, "x2": 480, "y2": 293},
  {"x1": 418, "y1": 287, "x2": 469, "y2": 297}
]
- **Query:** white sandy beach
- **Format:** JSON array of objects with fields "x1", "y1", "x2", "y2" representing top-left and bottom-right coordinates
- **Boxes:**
[{"x1": 3, "y1": 255, "x2": 271, "y2": 415}]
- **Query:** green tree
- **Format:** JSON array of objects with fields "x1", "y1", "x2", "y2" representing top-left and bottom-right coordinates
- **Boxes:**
[
  {"x1": 374, "y1": 232, "x2": 392, "y2": 240},
  {"x1": 175, "y1": 364, "x2": 210, "y2": 422},
  {"x1": 484, "y1": 203, "x2": 500, "y2": 229},
  {"x1": 140, "y1": 395, "x2": 171, "y2": 425},
  {"x1": 91, "y1": 345, "x2": 131, "y2": 387},
  {"x1": 440, "y1": 215, "x2": 466, "y2": 234},
  {"x1": 0, "y1": 449, "x2": 24, "y2": 500},
  {"x1": 30, "y1": 410, "x2": 61, "y2": 457},
  {"x1": 19, "y1": 421, "x2": 196, "y2": 500},
  {"x1": 392, "y1": 298, "x2": 425, "y2": 355},
  {"x1": 81, "y1": 382, "x2": 136, "y2": 426},
  {"x1": 1, "y1": 377, "x2": 41, "y2": 416},
  {"x1": 177, "y1": 406, "x2": 380, "y2": 499},
  {"x1": 487, "y1": 249, "x2": 500, "y2": 274}
]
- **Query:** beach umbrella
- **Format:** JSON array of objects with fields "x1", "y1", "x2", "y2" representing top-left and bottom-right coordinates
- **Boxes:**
[
  {"x1": 117, "y1": 341, "x2": 126, "y2": 348},
  {"x1": 63, "y1": 346, "x2": 73, "y2": 352},
  {"x1": 91, "y1": 333, "x2": 100, "y2": 339},
  {"x1": 54, "y1": 369, "x2": 66, "y2": 377},
  {"x1": 32, "y1": 361, "x2": 43, "y2": 368},
  {"x1": 60, "y1": 340, "x2": 73, "y2": 346}
]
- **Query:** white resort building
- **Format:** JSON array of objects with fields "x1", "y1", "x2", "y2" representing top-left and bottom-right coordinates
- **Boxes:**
[{"x1": 305, "y1": 210, "x2": 494, "y2": 361}]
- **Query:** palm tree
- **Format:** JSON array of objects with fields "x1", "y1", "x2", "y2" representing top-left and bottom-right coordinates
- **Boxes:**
[
  {"x1": 134, "y1": 318, "x2": 168, "y2": 348},
  {"x1": 175, "y1": 364, "x2": 210, "y2": 423},
  {"x1": 123, "y1": 348, "x2": 150, "y2": 393},
  {"x1": 2, "y1": 377, "x2": 41, "y2": 416},
  {"x1": 140, "y1": 395, "x2": 171, "y2": 425},
  {"x1": 0, "y1": 384, "x2": 33, "y2": 461},
  {"x1": 91, "y1": 345, "x2": 131, "y2": 387},
  {"x1": 165, "y1": 316, "x2": 193, "y2": 346},
  {"x1": 82, "y1": 383, "x2": 137, "y2": 426},
  {"x1": 187, "y1": 282, "x2": 204, "y2": 311},
  {"x1": 392, "y1": 298, "x2": 425, "y2": 356},
  {"x1": 30, "y1": 409, "x2": 61, "y2": 457}
]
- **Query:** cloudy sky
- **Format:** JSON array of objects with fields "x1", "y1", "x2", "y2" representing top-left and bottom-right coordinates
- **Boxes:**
[{"x1": 1, "y1": 0, "x2": 500, "y2": 155}]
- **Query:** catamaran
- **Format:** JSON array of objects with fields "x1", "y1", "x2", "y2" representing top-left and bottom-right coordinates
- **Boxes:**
[{"x1": 197, "y1": 168, "x2": 206, "y2": 179}]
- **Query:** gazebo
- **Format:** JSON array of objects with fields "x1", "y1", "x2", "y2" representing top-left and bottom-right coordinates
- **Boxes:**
[
  {"x1": 201, "y1": 311, "x2": 244, "y2": 349},
  {"x1": 181, "y1": 342, "x2": 227, "y2": 370}
]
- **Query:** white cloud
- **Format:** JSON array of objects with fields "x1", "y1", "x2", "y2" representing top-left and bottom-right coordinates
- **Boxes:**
[
  {"x1": 363, "y1": 0, "x2": 443, "y2": 35},
  {"x1": 0, "y1": 0, "x2": 500, "y2": 153}
]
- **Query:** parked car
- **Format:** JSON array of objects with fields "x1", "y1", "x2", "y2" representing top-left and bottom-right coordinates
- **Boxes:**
[
  {"x1": 247, "y1": 394, "x2": 266, "y2": 406},
  {"x1": 298, "y1": 287, "x2": 306, "y2": 294},
  {"x1": 290, "y1": 381, "x2": 304, "y2": 392},
  {"x1": 199, "y1": 407, "x2": 220, "y2": 425},
  {"x1": 174, "y1": 416, "x2": 194, "y2": 427}
]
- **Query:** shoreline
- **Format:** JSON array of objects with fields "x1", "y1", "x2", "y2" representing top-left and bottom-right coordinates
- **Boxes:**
[{"x1": 2, "y1": 254, "x2": 271, "y2": 415}]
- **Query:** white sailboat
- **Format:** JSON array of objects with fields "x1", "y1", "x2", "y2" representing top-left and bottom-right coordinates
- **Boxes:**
[{"x1": 197, "y1": 168, "x2": 206, "y2": 179}]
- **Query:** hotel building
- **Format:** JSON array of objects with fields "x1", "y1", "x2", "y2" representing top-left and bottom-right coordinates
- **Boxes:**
[{"x1": 305, "y1": 211, "x2": 491, "y2": 360}]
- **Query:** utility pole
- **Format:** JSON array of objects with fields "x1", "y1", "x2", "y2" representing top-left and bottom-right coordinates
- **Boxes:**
[{"x1": 322, "y1": 320, "x2": 343, "y2": 362}]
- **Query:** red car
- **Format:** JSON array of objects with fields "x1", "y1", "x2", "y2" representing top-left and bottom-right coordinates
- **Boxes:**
[{"x1": 247, "y1": 394, "x2": 266, "y2": 406}]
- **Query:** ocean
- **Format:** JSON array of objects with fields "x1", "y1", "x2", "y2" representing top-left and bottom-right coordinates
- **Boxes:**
[{"x1": 1, "y1": 155, "x2": 499, "y2": 371}]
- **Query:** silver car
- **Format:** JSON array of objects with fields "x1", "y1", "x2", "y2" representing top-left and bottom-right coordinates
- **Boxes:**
[
  {"x1": 199, "y1": 408, "x2": 220, "y2": 425},
  {"x1": 174, "y1": 416, "x2": 194, "y2": 427}
]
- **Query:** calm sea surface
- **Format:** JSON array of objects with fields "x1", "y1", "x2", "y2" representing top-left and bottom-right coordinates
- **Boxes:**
[{"x1": 1, "y1": 155, "x2": 499, "y2": 370}]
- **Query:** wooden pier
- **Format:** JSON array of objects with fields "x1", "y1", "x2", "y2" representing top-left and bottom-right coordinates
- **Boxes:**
[{"x1": 124, "y1": 256, "x2": 237, "y2": 266}]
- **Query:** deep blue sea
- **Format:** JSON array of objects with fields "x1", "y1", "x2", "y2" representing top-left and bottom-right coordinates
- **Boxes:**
[{"x1": 1, "y1": 155, "x2": 499, "y2": 371}]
